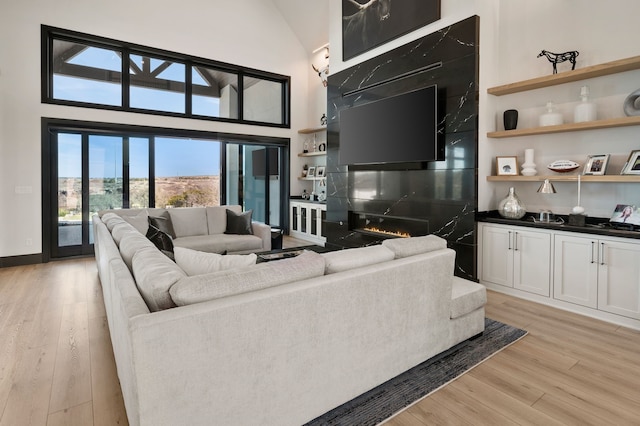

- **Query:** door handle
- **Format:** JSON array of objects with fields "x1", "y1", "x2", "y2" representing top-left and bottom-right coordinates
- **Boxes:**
[
  {"x1": 591, "y1": 241, "x2": 595, "y2": 264},
  {"x1": 514, "y1": 232, "x2": 519, "y2": 251},
  {"x1": 508, "y1": 231, "x2": 512, "y2": 250},
  {"x1": 600, "y1": 242, "x2": 605, "y2": 266}
]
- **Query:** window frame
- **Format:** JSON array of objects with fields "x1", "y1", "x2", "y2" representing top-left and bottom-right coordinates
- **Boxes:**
[{"x1": 41, "y1": 25, "x2": 291, "y2": 128}]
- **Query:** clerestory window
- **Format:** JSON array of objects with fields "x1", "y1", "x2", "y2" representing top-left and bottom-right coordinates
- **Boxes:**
[{"x1": 42, "y1": 26, "x2": 290, "y2": 127}]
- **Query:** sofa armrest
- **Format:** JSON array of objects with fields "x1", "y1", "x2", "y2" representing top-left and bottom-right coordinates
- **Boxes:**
[{"x1": 251, "y1": 221, "x2": 272, "y2": 251}]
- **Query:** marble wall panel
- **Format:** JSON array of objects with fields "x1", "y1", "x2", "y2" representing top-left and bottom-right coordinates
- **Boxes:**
[{"x1": 324, "y1": 16, "x2": 479, "y2": 280}]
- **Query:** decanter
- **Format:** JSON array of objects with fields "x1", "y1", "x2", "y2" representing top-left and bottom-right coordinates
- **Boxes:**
[{"x1": 498, "y1": 187, "x2": 526, "y2": 219}]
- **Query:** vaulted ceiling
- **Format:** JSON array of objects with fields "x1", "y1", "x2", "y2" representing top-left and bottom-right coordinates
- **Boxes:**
[{"x1": 272, "y1": 0, "x2": 330, "y2": 53}]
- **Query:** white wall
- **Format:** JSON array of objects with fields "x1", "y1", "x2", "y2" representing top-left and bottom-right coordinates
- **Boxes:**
[
  {"x1": 480, "y1": 0, "x2": 640, "y2": 218},
  {"x1": 329, "y1": 0, "x2": 640, "y2": 219},
  {"x1": 0, "y1": 0, "x2": 310, "y2": 257}
]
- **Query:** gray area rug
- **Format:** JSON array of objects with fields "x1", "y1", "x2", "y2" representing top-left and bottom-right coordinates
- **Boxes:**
[{"x1": 305, "y1": 318, "x2": 527, "y2": 426}]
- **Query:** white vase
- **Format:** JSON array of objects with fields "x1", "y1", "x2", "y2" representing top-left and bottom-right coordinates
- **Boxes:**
[
  {"x1": 539, "y1": 102, "x2": 563, "y2": 126},
  {"x1": 574, "y1": 85, "x2": 597, "y2": 123},
  {"x1": 521, "y1": 148, "x2": 537, "y2": 176}
]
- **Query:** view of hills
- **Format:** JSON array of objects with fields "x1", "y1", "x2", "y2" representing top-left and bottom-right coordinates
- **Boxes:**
[{"x1": 58, "y1": 175, "x2": 220, "y2": 219}]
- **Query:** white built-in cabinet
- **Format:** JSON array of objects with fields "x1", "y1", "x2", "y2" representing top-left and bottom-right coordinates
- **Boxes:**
[
  {"x1": 479, "y1": 222, "x2": 640, "y2": 327},
  {"x1": 481, "y1": 224, "x2": 551, "y2": 296},
  {"x1": 554, "y1": 234, "x2": 640, "y2": 318},
  {"x1": 289, "y1": 201, "x2": 326, "y2": 246}
]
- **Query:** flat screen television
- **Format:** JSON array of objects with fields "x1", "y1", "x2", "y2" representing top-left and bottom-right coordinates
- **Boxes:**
[
  {"x1": 338, "y1": 85, "x2": 441, "y2": 166},
  {"x1": 252, "y1": 147, "x2": 279, "y2": 177}
]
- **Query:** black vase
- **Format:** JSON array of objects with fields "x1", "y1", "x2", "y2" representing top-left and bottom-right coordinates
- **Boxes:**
[{"x1": 503, "y1": 109, "x2": 518, "y2": 130}]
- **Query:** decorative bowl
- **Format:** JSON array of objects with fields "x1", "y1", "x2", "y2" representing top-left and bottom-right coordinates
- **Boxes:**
[{"x1": 547, "y1": 160, "x2": 580, "y2": 173}]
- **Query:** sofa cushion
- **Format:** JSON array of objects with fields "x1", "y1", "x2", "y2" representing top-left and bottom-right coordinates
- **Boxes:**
[
  {"x1": 168, "y1": 207, "x2": 208, "y2": 237},
  {"x1": 170, "y1": 250, "x2": 325, "y2": 306},
  {"x1": 225, "y1": 209, "x2": 253, "y2": 235},
  {"x1": 119, "y1": 231, "x2": 157, "y2": 270},
  {"x1": 206, "y1": 205, "x2": 240, "y2": 235},
  {"x1": 101, "y1": 212, "x2": 120, "y2": 222},
  {"x1": 173, "y1": 234, "x2": 263, "y2": 254},
  {"x1": 174, "y1": 247, "x2": 257, "y2": 276},
  {"x1": 120, "y1": 210, "x2": 149, "y2": 234},
  {"x1": 322, "y1": 245, "x2": 395, "y2": 274},
  {"x1": 111, "y1": 222, "x2": 138, "y2": 245},
  {"x1": 382, "y1": 235, "x2": 447, "y2": 258},
  {"x1": 104, "y1": 215, "x2": 126, "y2": 231},
  {"x1": 450, "y1": 276, "x2": 487, "y2": 319},
  {"x1": 132, "y1": 246, "x2": 187, "y2": 311}
]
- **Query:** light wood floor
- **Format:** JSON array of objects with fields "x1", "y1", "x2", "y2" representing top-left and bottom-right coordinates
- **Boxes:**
[{"x1": 1, "y1": 251, "x2": 639, "y2": 425}]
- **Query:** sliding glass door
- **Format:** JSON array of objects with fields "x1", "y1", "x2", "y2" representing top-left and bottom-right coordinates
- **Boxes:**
[
  {"x1": 54, "y1": 133, "x2": 131, "y2": 257},
  {"x1": 45, "y1": 121, "x2": 289, "y2": 260},
  {"x1": 226, "y1": 143, "x2": 283, "y2": 225}
]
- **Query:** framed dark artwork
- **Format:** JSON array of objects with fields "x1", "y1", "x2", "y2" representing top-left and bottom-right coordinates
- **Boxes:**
[{"x1": 342, "y1": 0, "x2": 441, "y2": 61}]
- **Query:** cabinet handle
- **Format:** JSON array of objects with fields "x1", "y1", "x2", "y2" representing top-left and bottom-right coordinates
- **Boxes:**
[
  {"x1": 514, "y1": 232, "x2": 519, "y2": 251},
  {"x1": 600, "y1": 242, "x2": 605, "y2": 266},
  {"x1": 508, "y1": 231, "x2": 512, "y2": 250},
  {"x1": 591, "y1": 241, "x2": 595, "y2": 264}
]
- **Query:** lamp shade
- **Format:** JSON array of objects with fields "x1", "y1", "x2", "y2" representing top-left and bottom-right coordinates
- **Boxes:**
[{"x1": 537, "y1": 179, "x2": 557, "y2": 194}]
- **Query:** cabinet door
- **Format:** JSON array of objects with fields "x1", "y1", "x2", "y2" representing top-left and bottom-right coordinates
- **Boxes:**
[
  {"x1": 300, "y1": 205, "x2": 308, "y2": 233},
  {"x1": 553, "y1": 234, "x2": 598, "y2": 308},
  {"x1": 290, "y1": 203, "x2": 299, "y2": 232},
  {"x1": 481, "y1": 225, "x2": 514, "y2": 287},
  {"x1": 513, "y1": 229, "x2": 551, "y2": 296},
  {"x1": 598, "y1": 239, "x2": 640, "y2": 319}
]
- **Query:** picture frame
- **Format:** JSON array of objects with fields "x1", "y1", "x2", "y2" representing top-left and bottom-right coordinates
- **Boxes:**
[
  {"x1": 610, "y1": 204, "x2": 640, "y2": 228},
  {"x1": 342, "y1": 0, "x2": 441, "y2": 61},
  {"x1": 583, "y1": 154, "x2": 610, "y2": 175},
  {"x1": 307, "y1": 166, "x2": 316, "y2": 178},
  {"x1": 316, "y1": 166, "x2": 325, "y2": 178},
  {"x1": 621, "y1": 150, "x2": 640, "y2": 175},
  {"x1": 496, "y1": 156, "x2": 518, "y2": 176}
]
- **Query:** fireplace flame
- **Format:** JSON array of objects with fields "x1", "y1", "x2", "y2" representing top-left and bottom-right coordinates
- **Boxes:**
[{"x1": 363, "y1": 227, "x2": 410, "y2": 238}]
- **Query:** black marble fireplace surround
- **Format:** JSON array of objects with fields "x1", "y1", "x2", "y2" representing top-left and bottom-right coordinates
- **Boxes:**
[{"x1": 325, "y1": 16, "x2": 479, "y2": 280}]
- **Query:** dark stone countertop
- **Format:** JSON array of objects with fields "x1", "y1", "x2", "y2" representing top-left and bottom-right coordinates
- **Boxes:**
[
  {"x1": 476, "y1": 211, "x2": 640, "y2": 240},
  {"x1": 290, "y1": 196, "x2": 326, "y2": 205}
]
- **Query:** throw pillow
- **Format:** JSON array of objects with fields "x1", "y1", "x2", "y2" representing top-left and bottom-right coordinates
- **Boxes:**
[
  {"x1": 174, "y1": 246, "x2": 256, "y2": 276},
  {"x1": 146, "y1": 224, "x2": 174, "y2": 254},
  {"x1": 322, "y1": 245, "x2": 395, "y2": 274},
  {"x1": 382, "y1": 235, "x2": 447, "y2": 258},
  {"x1": 148, "y1": 211, "x2": 176, "y2": 239},
  {"x1": 170, "y1": 250, "x2": 326, "y2": 306},
  {"x1": 225, "y1": 209, "x2": 253, "y2": 235},
  {"x1": 121, "y1": 210, "x2": 149, "y2": 234}
]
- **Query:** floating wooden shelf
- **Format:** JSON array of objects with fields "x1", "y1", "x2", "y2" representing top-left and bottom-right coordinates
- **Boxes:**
[
  {"x1": 298, "y1": 127, "x2": 326, "y2": 134},
  {"x1": 487, "y1": 55, "x2": 640, "y2": 96},
  {"x1": 298, "y1": 151, "x2": 326, "y2": 157},
  {"x1": 486, "y1": 175, "x2": 640, "y2": 183},
  {"x1": 487, "y1": 116, "x2": 640, "y2": 138}
]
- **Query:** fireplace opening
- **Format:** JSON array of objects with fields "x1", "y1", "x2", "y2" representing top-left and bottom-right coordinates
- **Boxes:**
[{"x1": 349, "y1": 211, "x2": 429, "y2": 239}]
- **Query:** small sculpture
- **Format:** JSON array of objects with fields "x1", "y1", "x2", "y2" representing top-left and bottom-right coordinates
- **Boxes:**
[{"x1": 537, "y1": 50, "x2": 579, "y2": 74}]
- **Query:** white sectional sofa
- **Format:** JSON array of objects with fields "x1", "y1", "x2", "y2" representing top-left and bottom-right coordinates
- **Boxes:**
[
  {"x1": 93, "y1": 211, "x2": 486, "y2": 426},
  {"x1": 98, "y1": 205, "x2": 271, "y2": 254}
]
